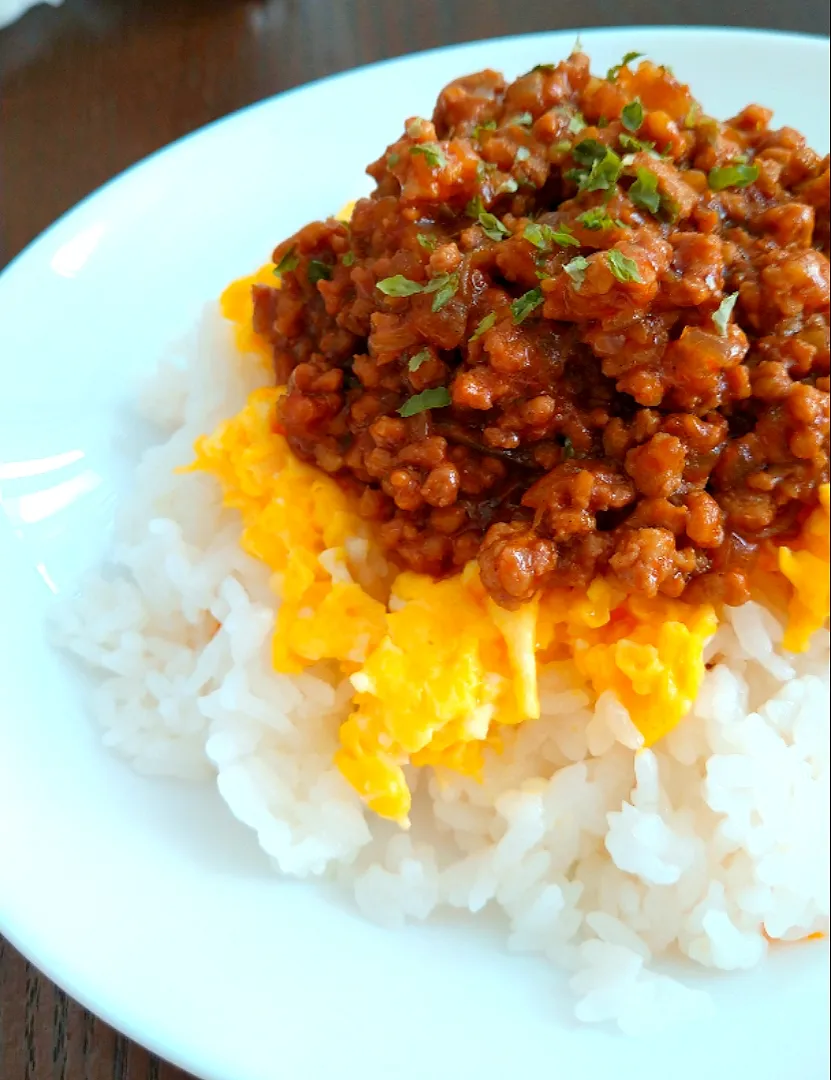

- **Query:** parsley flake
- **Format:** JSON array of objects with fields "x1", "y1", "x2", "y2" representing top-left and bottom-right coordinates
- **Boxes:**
[
  {"x1": 386, "y1": 152, "x2": 400, "y2": 166},
  {"x1": 408, "y1": 349, "x2": 431, "y2": 372},
  {"x1": 511, "y1": 111, "x2": 534, "y2": 127},
  {"x1": 473, "y1": 119, "x2": 498, "y2": 140},
  {"x1": 511, "y1": 287, "x2": 544, "y2": 324},
  {"x1": 573, "y1": 139, "x2": 608, "y2": 167},
  {"x1": 376, "y1": 275, "x2": 424, "y2": 297},
  {"x1": 417, "y1": 232, "x2": 438, "y2": 251},
  {"x1": 342, "y1": 251, "x2": 355, "y2": 266},
  {"x1": 606, "y1": 249, "x2": 643, "y2": 283},
  {"x1": 274, "y1": 247, "x2": 299, "y2": 274},
  {"x1": 398, "y1": 387, "x2": 452, "y2": 417},
  {"x1": 470, "y1": 311, "x2": 497, "y2": 341},
  {"x1": 423, "y1": 271, "x2": 460, "y2": 311},
  {"x1": 618, "y1": 132, "x2": 657, "y2": 154},
  {"x1": 628, "y1": 168, "x2": 661, "y2": 214},
  {"x1": 584, "y1": 147, "x2": 623, "y2": 192},
  {"x1": 478, "y1": 210, "x2": 510, "y2": 241},
  {"x1": 568, "y1": 111, "x2": 587, "y2": 134},
  {"x1": 607, "y1": 51, "x2": 645, "y2": 81},
  {"x1": 621, "y1": 99, "x2": 644, "y2": 132},
  {"x1": 562, "y1": 437, "x2": 576, "y2": 459},
  {"x1": 564, "y1": 255, "x2": 590, "y2": 289},
  {"x1": 708, "y1": 162, "x2": 759, "y2": 191},
  {"x1": 712, "y1": 292, "x2": 739, "y2": 336},
  {"x1": 308, "y1": 260, "x2": 332, "y2": 285},
  {"x1": 523, "y1": 221, "x2": 580, "y2": 250},
  {"x1": 577, "y1": 207, "x2": 622, "y2": 231},
  {"x1": 496, "y1": 176, "x2": 519, "y2": 195},
  {"x1": 409, "y1": 142, "x2": 448, "y2": 169}
]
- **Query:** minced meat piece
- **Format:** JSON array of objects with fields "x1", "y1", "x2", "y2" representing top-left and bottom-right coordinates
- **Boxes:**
[{"x1": 252, "y1": 49, "x2": 830, "y2": 608}]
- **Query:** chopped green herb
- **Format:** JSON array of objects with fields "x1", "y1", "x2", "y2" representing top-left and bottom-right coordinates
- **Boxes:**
[
  {"x1": 532, "y1": 63, "x2": 557, "y2": 73},
  {"x1": 398, "y1": 387, "x2": 452, "y2": 417},
  {"x1": 510, "y1": 287, "x2": 544, "y2": 324},
  {"x1": 408, "y1": 348, "x2": 431, "y2": 371},
  {"x1": 621, "y1": 99, "x2": 644, "y2": 132},
  {"x1": 568, "y1": 111, "x2": 587, "y2": 134},
  {"x1": 409, "y1": 142, "x2": 448, "y2": 169},
  {"x1": 577, "y1": 207, "x2": 622, "y2": 231},
  {"x1": 597, "y1": 116, "x2": 610, "y2": 129},
  {"x1": 708, "y1": 162, "x2": 759, "y2": 191},
  {"x1": 417, "y1": 232, "x2": 438, "y2": 251},
  {"x1": 386, "y1": 152, "x2": 400, "y2": 166},
  {"x1": 606, "y1": 249, "x2": 643, "y2": 283},
  {"x1": 712, "y1": 291, "x2": 739, "y2": 336},
  {"x1": 562, "y1": 437, "x2": 576, "y2": 459},
  {"x1": 470, "y1": 311, "x2": 497, "y2": 341},
  {"x1": 607, "y1": 51, "x2": 645, "y2": 81},
  {"x1": 618, "y1": 132, "x2": 657, "y2": 154},
  {"x1": 684, "y1": 103, "x2": 701, "y2": 128},
  {"x1": 573, "y1": 139, "x2": 609, "y2": 166},
  {"x1": 511, "y1": 112, "x2": 534, "y2": 127},
  {"x1": 496, "y1": 176, "x2": 519, "y2": 195},
  {"x1": 473, "y1": 119, "x2": 498, "y2": 140},
  {"x1": 628, "y1": 167, "x2": 661, "y2": 214},
  {"x1": 584, "y1": 147, "x2": 623, "y2": 192},
  {"x1": 377, "y1": 274, "x2": 424, "y2": 297},
  {"x1": 275, "y1": 247, "x2": 299, "y2": 274},
  {"x1": 342, "y1": 250, "x2": 355, "y2": 266},
  {"x1": 523, "y1": 221, "x2": 580, "y2": 250},
  {"x1": 515, "y1": 146, "x2": 531, "y2": 162},
  {"x1": 564, "y1": 255, "x2": 590, "y2": 289},
  {"x1": 423, "y1": 271, "x2": 460, "y2": 311},
  {"x1": 467, "y1": 197, "x2": 509, "y2": 240},
  {"x1": 307, "y1": 260, "x2": 332, "y2": 285},
  {"x1": 553, "y1": 140, "x2": 573, "y2": 154},
  {"x1": 478, "y1": 211, "x2": 510, "y2": 241},
  {"x1": 466, "y1": 195, "x2": 485, "y2": 218}
]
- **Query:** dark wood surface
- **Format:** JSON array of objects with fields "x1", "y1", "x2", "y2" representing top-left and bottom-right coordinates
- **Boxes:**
[{"x1": 0, "y1": 1, "x2": 828, "y2": 1076}]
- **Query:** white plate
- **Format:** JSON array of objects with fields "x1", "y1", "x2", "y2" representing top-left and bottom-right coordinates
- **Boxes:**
[{"x1": 0, "y1": 27, "x2": 829, "y2": 1080}]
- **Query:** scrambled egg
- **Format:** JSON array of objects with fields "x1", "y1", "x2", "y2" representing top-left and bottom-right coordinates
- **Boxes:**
[
  {"x1": 220, "y1": 263, "x2": 279, "y2": 362},
  {"x1": 189, "y1": 267, "x2": 831, "y2": 826},
  {"x1": 777, "y1": 485, "x2": 830, "y2": 653}
]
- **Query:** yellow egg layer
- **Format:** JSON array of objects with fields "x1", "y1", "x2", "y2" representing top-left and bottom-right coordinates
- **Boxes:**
[
  {"x1": 188, "y1": 267, "x2": 830, "y2": 826},
  {"x1": 777, "y1": 485, "x2": 830, "y2": 653}
]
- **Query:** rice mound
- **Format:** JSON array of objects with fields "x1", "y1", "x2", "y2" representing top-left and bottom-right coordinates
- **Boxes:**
[{"x1": 56, "y1": 305, "x2": 830, "y2": 1034}]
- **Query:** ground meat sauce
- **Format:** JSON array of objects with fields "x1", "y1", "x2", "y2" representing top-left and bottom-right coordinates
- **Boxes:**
[{"x1": 253, "y1": 51, "x2": 830, "y2": 609}]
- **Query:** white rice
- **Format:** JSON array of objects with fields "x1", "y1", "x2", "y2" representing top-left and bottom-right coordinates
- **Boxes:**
[{"x1": 55, "y1": 304, "x2": 830, "y2": 1033}]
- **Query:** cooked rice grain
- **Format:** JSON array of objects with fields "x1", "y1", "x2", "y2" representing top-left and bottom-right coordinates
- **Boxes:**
[{"x1": 55, "y1": 305, "x2": 830, "y2": 1033}]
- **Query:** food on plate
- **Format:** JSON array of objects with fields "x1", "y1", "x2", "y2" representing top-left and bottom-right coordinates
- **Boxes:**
[{"x1": 60, "y1": 46, "x2": 830, "y2": 1031}]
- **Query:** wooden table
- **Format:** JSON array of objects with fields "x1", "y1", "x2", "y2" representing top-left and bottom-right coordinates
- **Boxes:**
[{"x1": 0, "y1": 1, "x2": 827, "y2": 1076}]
